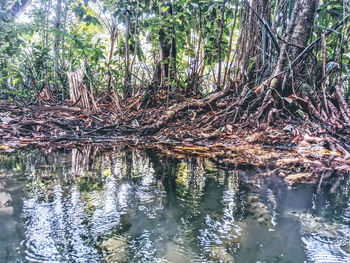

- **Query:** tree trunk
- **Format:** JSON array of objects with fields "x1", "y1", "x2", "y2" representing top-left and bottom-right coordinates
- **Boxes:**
[
  {"x1": 131, "y1": 0, "x2": 139, "y2": 84},
  {"x1": 54, "y1": 0, "x2": 62, "y2": 79},
  {"x1": 170, "y1": 0, "x2": 176, "y2": 80},
  {"x1": 223, "y1": 0, "x2": 239, "y2": 87},
  {"x1": 217, "y1": 0, "x2": 227, "y2": 87},
  {"x1": 235, "y1": 0, "x2": 271, "y2": 86},
  {"x1": 61, "y1": 0, "x2": 68, "y2": 70},
  {"x1": 107, "y1": 23, "x2": 118, "y2": 95},
  {"x1": 271, "y1": 0, "x2": 318, "y2": 95},
  {"x1": 154, "y1": 0, "x2": 176, "y2": 87},
  {"x1": 158, "y1": 7, "x2": 170, "y2": 86},
  {"x1": 124, "y1": 11, "x2": 131, "y2": 94}
]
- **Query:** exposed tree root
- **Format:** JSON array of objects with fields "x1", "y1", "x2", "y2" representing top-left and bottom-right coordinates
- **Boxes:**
[
  {"x1": 142, "y1": 87, "x2": 232, "y2": 134},
  {"x1": 1, "y1": 76, "x2": 350, "y2": 186}
]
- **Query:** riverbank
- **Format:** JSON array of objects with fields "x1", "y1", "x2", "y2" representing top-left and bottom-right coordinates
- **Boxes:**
[{"x1": 1, "y1": 101, "x2": 349, "y2": 188}]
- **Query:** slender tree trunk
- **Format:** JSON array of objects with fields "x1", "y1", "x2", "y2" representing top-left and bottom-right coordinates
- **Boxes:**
[
  {"x1": 54, "y1": 0, "x2": 62, "y2": 79},
  {"x1": 44, "y1": 0, "x2": 51, "y2": 48},
  {"x1": 159, "y1": 35, "x2": 167, "y2": 86},
  {"x1": 124, "y1": 11, "x2": 131, "y2": 93},
  {"x1": 217, "y1": 0, "x2": 227, "y2": 87},
  {"x1": 44, "y1": 0, "x2": 51, "y2": 100},
  {"x1": 156, "y1": 0, "x2": 173, "y2": 86},
  {"x1": 235, "y1": 0, "x2": 270, "y2": 86},
  {"x1": 61, "y1": 0, "x2": 68, "y2": 69},
  {"x1": 192, "y1": 7, "x2": 203, "y2": 94},
  {"x1": 107, "y1": 23, "x2": 118, "y2": 94},
  {"x1": 170, "y1": 0, "x2": 176, "y2": 79},
  {"x1": 60, "y1": 0, "x2": 68, "y2": 101},
  {"x1": 109, "y1": 25, "x2": 117, "y2": 63},
  {"x1": 223, "y1": 0, "x2": 239, "y2": 87},
  {"x1": 159, "y1": 4, "x2": 169, "y2": 86},
  {"x1": 131, "y1": 0, "x2": 139, "y2": 85}
]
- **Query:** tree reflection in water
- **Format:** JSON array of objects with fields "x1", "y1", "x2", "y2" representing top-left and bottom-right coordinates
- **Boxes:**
[{"x1": 0, "y1": 146, "x2": 349, "y2": 262}]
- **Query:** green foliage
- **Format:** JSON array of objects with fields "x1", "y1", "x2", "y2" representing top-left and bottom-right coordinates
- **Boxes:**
[
  {"x1": 315, "y1": 0, "x2": 350, "y2": 97},
  {"x1": 0, "y1": 0, "x2": 349, "y2": 103}
]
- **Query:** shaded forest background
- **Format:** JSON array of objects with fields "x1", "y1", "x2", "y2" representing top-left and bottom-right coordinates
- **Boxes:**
[{"x1": 0, "y1": 0, "x2": 350, "y2": 134}]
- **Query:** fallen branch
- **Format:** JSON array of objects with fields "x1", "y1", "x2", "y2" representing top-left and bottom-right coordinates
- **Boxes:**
[{"x1": 29, "y1": 105, "x2": 88, "y2": 112}]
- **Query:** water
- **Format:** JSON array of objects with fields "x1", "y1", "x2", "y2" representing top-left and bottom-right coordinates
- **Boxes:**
[{"x1": 0, "y1": 146, "x2": 349, "y2": 263}]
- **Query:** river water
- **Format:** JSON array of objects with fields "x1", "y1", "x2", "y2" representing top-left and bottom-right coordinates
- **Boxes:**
[{"x1": 0, "y1": 146, "x2": 349, "y2": 263}]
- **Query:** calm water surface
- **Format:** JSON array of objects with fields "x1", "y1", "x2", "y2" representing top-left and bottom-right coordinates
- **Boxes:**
[{"x1": 0, "y1": 146, "x2": 349, "y2": 263}]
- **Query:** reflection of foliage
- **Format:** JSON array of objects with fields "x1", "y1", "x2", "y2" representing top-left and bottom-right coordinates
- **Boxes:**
[
  {"x1": 175, "y1": 161, "x2": 190, "y2": 192},
  {"x1": 130, "y1": 151, "x2": 155, "y2": 180},
  {"x1": 76, "y1": 173, "x2": 104, "y2": 193},
  {"x1": 0, "y1": 153, "x2": 27, "y2": 173},
  {"x1": 1, "y1": 146, "x2": 350, "y2": 262},
  {"x1": 175, "y1": 160, "x2": 207, "y2": 217},
  {"x1": 203, "y1": 159, "x2": 218, "y2": 173},
  {"x1": 24, "y1": 167, "x2": 63, "y2": 200},
  {"x1": 102, "y1": 168, "x2": 112, "y2": 177},
  {"x1": 25, "y1": 176, "x2": 48, "y2": 198}
]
